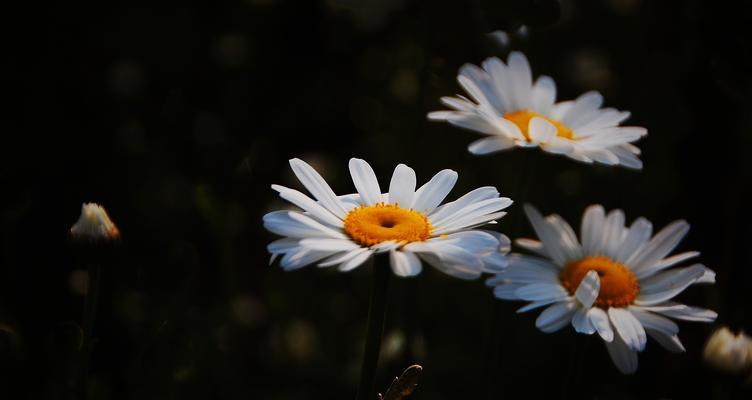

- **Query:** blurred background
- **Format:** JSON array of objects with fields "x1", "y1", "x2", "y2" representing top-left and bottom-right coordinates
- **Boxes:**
[{"x1": 2, "y1": 0, "x2": 751, "y2": 398}]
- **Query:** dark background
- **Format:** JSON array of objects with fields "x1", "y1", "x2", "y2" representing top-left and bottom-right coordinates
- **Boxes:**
[{"x1": 2, "y1": 0, "x2": 751, "y2": 398}]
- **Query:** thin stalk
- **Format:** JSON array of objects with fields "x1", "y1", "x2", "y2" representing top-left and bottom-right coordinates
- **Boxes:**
[
  {"x1": 484, "y1": 151, "x2": 537, "y2": 400},
  {"x1": 355, "y1": 258, "x2": 390, "y2": 400},
  {"x1": 79, "y1": 263, "x2": 102, "y2": 400}
]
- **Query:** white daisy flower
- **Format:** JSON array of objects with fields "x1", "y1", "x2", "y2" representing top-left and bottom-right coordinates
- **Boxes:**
[
  {"x1": 486, "y1": 204, "x2": 717, "y2": 374},
  {"x1": 264, "y1": 158, "x2": 512, "y2": 279},
  {"x1": 428, "y1": 52, "x2": 647, "y2": 169}
]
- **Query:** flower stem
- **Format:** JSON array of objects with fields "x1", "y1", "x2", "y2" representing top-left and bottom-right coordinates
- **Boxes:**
[
  {"x1": 485, "y1": 151, "x2": 537, "y2": 399},
  {"x1": 355, "y1": 258, "x2": 390, "y2": 400},
  {"x1": 79, "y1": 263, "x2": 101, "y2": 400}
]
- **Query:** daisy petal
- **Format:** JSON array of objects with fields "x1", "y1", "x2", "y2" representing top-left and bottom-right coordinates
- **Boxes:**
[
  {"x1": 349, "y1": 158, "x2": 382, "y2": 206},
  {"x1": 338, "y1": 249, "x2": 374, "y2": 272},
  {"x1": 627, "y1": 220, "x2": 689, "y2": 274},
  {"x1": 588, "y1": 307, "x2": 614, "y2": 342},
  {"x1": 535, "y1": 300, "x2": 578, "y2": 333},
  {"x1": 604, "y1": 333, "x2": 638, "y2": 374},
  {"x1": 572, "y1": 307, "x2": 596, "y2": 334},
  {"x1": 468, "y1": 136, "x2": 516, "y2": 155},
  {"x1": 608, "y1": 308, "x2": 647, "y2": 352},
  {"x1": 289, "y1": 158, "x2": 348, "y2": 218},
  {"x1": 575, "y1": 270, "x2": 600, "y2": 308},
  {"x1": 388, "y1": 163, "x2": 416, "y2": 207},
  {"x1": 635, "y1": 264, "x2": 708, "y2": 305},
  {"x1": 389, "y1": 250, "x2": 422, "y2": 277},
  {"x1": 411, "y1": 169, "x2": 458, "y2": 214},
  {"x1": 515, "y1": 283, "x2": 570, "y2": 302},
  {"x1": 580, "y1": 205, "x2": 606, "y2": 256}
]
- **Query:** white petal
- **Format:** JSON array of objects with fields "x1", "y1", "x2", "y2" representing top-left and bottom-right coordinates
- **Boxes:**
[
  {"x1": 627, "y1": 220, "x2": 690, "y2": 274},
  {"x1": 516, "y1": 299, "x2": 562, "y2": 313},
  {"x1": 604, "y1": 333, "x2": 638, "y2": 374},
  {"x1": 588, "y1": 307, "x2": 614, "y2": 342},
  {"x1": 507, "y1": 51, "x2": 533, "y2": 110},
  {"x1": 572, "y1": 307, "x2": 596, "y2": 334},
  {"x1": 545, "y1": 214, "x2": 583, "y2": 261},
  {"x1": 528, "y1": 117, "x2": 556, "y2": 143},
  {"x1": 530, "y1": 75, "x2": 556, "y2": 114},
  {"x1": 492, "y1": 283, "x2": 525, "y2": 299},
  {"x1": 388, "y1": 163, "x2": 416, "y2": 207},
  {"x1": 280, "y1": 247, "x2": 338, "y2": 271},
  {"x1": 637, "y1": 302, "x2": 717, "y2": 322},
  {"x1": 515, "y1": 283, "x2": 570, "y2": 302},
  {"x1": 560, "y1": 91, "x2": 604, "y2": 128},
  {"x1": 608, "y1": 308, "x2": 647, "y2": 352},
  {"x1": 263, "y1": 211, "x2": 347, "y2": 239},
  {"x1": 289, "y1": 158, "x2": 347, "y2": 218},
  {"x1": 432, "y1": 197, "x2": 512, "y2": 235},
  {"x1": 602, "y1": 209, "x2": 626, "y2": 259},
  {"x1": 299, "y1": 238, "x2": 360, "y2": 252},
  {"x1": 635, "y1": 251, "x2": 700, "y2": 279},
  {"x1": 389, "y1": 250, "x2": 422, "y2": 277},
  {"x1": 271, "y1": 184, "x2": 343, "y2": 227},
  {"x1": 614, "y1": 217, "x2": 653, "y2": 263},
  {"x1": 418, "y1": 252, "x2": 482, "y2": 280},
  {"x1": 468, "y1": 136, "x2": 516, "y2": 155},
  {"x1": 535, "y1": 300, "x2": 578, "y2": 333},
  {"x1": 411, "y1": 169, "x2": 458, "y2": 214},
  {"x1": 635, "y1": 264, "x2": 708, "y2": 305},
  {"x1": 348, "y1": 158, "x2": 382, "y2": 206},
  {"x1": 514, "y1": 238, "x2": 548, "y2": 257},
  {"x1": 645, "y1": 329, "x2": 685, "y2": 353},
  {"x1": 523, "y1": 204, "x2": 568, "y2": 265},
  {"x1": 540, "y1": 137, "x2": 575, "y2": 155},
  {"x1": 338, "y1": 249, "x2": 374, "y2": 272},
  {"x1": 575, "y1": 270, "x2": 601, "y2": 309},
  {"x1": 628, "y1": 307, "x2": 679, "y2": 335},
  {"x1": 318, "y1": 247, "x2": 370, "y2": 268},
  {"x1": 429, "y1": 187, "x2": 500, "y2": 224},
  {"x1": 580, "y1": 205, "x2": 606, "y2": 256}
]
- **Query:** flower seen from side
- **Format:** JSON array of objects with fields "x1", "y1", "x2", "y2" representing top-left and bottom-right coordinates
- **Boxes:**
[
  {"x1": 487, "y1": 204, "x2": 716, "y2": 373},
  {"x1": 428, "y1": 52, "x2": 647, "y2": 169},
  {"x1": 264, "y1": 158, "x2": 512, "y2": 279}
]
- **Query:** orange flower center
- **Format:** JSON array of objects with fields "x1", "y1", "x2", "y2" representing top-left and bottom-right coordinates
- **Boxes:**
[
  {"x1": 343, "y1": 203, "x2": 431, "y2": 247},
  {"x1": 504, "y1": 109, "x2": 574, "y2": 140},
  {"x1": 559, "y1": 256, "x2": 639, "y2": 308}
]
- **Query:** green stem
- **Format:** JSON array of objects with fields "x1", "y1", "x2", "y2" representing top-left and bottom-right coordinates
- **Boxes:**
[
  {"x1": 485, "y1": 151, "x2": 537, "y2": 400},
  {"x1": 355, "y1": 258, "x2": 390, "y2": 400},
  {"x1": 79, "y1": 263, "x2": 101, "y2": 400}
]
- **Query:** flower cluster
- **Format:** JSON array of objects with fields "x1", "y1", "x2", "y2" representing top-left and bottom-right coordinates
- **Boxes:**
[{"x1": 263, "y1": 51, "x2": 717, "y2": 375}]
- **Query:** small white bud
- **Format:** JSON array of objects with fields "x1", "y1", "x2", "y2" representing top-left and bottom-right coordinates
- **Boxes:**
[
  {"x1": 70, "y1": 203, "x2": 120, "y2": 241},
  {"x1": 703, "y1": 326, "x2": 752, "y2": 373}
]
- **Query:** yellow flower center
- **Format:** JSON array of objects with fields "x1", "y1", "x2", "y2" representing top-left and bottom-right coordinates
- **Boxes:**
[
  {"x1": 504, "y1": 110, "x2": 574, "y2": 140},
  {"x1": 560, "y1": 256, "x2": 639, "y2": 308},
  {"x1": 343, "y1": 203, "x2": 431, "y2": 247}
]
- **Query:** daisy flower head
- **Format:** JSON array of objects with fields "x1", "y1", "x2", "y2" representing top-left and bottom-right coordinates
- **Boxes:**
[
  {"x1": 264, "y1": 158, "x2": 512, "y2": 279},
  {"x1": 486, "y1": 204, "x2": 717, "y2": 374},
  {"x1": 428, "y1": 52, "x2": 647, "y2": 169}
]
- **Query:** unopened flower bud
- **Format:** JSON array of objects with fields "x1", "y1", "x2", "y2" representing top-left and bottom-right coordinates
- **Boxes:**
[
  {"x1": 703, "y1": 327, "x2": 752, "y2": 373},
  {"x1": 69, "y1": 203, "x2": 120, "y2": 242}
]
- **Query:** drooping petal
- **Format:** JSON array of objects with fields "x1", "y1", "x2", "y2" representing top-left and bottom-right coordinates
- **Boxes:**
[
  {"x1": 608, "y1": 308, "x2": 647, "y2": 352},
  {"x1": 389, "y1": 250, "x2": 422, "y2": 277},
  {"x1": 604, "y1": 333, "x2": 638, "y2": 374}
]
